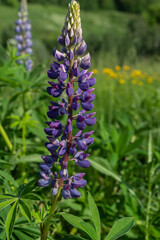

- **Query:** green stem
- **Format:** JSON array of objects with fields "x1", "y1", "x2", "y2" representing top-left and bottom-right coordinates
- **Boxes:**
[
  {"x1": 22, "y1": 119, "x2": 26, "y2": 154},
  {"x1": 145, "y1": 133, "x2": 153, "y2": 240},
  {"x1": 0, "y1": 123, "x2": 13, "y2": 152},
  {"x1": 41, "y1": 188, "x2": 61, "y2": 240}
]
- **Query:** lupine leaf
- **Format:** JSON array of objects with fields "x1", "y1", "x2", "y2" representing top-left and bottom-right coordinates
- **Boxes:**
[
  {"x1": 5, "y1": 200, "x2": 18, "y2": 240},
  {"x1": 0, "y1": 160, "x2": 13, "y2": 166},
  {"x1": 0, "y1": 199, "x2": 17, "y2": 210},
  {"x1": 19, "y1": 200, "x2": 31, "y2": 222},
  {"x1": 21, "y1": 193, "x2": 41, "y2": 200},
  {"x1": 0, "y1": 170, "x2": 18, "y2": 187},
  {"x1": 0, "y1": 230, "x2": 6, "y2": 240},
  {"x1": 89, "y1": 159, "x2": 121, "y2": 182},
  {"x1": 80, "y1": 222, "x2": 97, "y2": 240},
  {"x1": 88, "y1": 192, "x2": 101, "y2": 240},
  {"x1": 14, "y1": 230, "x2": 35, "y2": 240},
  {"x1": 61, "y1": 235, "x2": 88, "y2": 240},
  {"x1": 14, "y1": 227, "x2": 40, "y2": 237},
  {"x1": 18, "y1": 179, "x2": 37, "y2": 196},
  {"x1": 61, "y1": 214, "x2": 86, "y2": 232},
  {"x1": 104, "y1": 217, "x2": 134, "y2": 240},
  {"x1": 0, "y1": 194, "x2": 15, "y2": 200}
]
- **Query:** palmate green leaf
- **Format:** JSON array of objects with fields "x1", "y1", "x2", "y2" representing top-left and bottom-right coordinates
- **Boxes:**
[
  {"x1": 19, "y1": 200, "x2": 31, "y2": 222},
  {"x1": 88, "y1": 192, "x2": 101, "y2": 240},
  {"x1": 104, "y1": 217, "x2": 134, "y2": 240},
  {"x1": 5, "y1": 200, "x2": 18, "y2": 240},
  {"x1": 21, "y1": 193, "x2": 41, "y2": 200},
  {"x1": 0, "y1": 199, "x2": 17, "y2": 210},
  {"x1": 0, "y1": 230, "x2": 6, "y2": 240},
  {"x1": 0, "y1": 170, "x2": 18, "y2": 187},
  {"x1": 0, "y1": 194, "x2": 15, "y2": 200},
  {"x1": 18, "y1": 179, "x2": 37, "y2": 196}
]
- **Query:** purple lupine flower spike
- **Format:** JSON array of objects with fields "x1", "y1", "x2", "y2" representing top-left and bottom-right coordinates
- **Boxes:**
[
  {"x1": 38, "y1": 0, "x2": 96, "y2": 199},
  {"x1": 15, "y1": 0, "x2": 33, "y2": 71}
]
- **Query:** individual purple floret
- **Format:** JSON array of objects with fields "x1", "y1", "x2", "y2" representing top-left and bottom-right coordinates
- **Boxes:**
[
  {"x1": 15, "y1": 0, "x2": 33, "y2": 71},
  {"x1": 38, "y1": 0, "x2": 96, "y2": 199}
]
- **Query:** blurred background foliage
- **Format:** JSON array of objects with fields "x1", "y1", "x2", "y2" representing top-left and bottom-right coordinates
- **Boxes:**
[
  {"x1": 1, "y1": 0, "x2": 160, "y2": 67},
  {"x1": 1, "y1": 0, "x2": 160, "y2": 240}
]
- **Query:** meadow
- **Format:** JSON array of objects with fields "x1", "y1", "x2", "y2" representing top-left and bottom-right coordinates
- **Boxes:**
[{"x1": 0, "y1": 2, "x2": 160, "y2": 240}]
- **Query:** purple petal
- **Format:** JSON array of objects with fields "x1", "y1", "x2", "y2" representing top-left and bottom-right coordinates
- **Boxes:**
[
  {"x1": 74, "y1": 173, "x2": 85, "y2": 181},
  {"x1": 66, "y1": 87, "x2": 73, "y2": 97},
  {"x1": 75, "y1": 40, "x2": 87, "y2": 55},
  {"x1": 72, "y1": 67, "x2": 80, "y2": 77},
  {"x1": 62, "y1": 189, "x2": 71, "y2": 199},
  {"x1": 88, "y1": 78, "x2": 96, "y2": 87},
  {"x1": 79, "y1": 82, "x2": 89, "y2": 91},
  {"x1": 81, "y1": 102, "x2": 93, "y2": 111},
  {"x1": 60, "y1": 169, "x2": 68, "y2": 180},
  {"x1": 59, "y1": 71, "x2": 68, "y2": 81},
  {"x1": 72, "y1": 179, "x2": 87, "y2": 188},
  {"x1": 70, "y1": 188, "x2": 81, "y2": 198},
  {"x1": 53, "y1": 49, "x2": 65, "y2": 62},
  {"x1": 68, "y1": 50, "x2": 74, "y2": 60},
  {"x1": 76, "y1": 121, "x2": 86, "y2": 130},
  {"x1": 57, "y1": 35, "x2": 65, "y2": 46},
  {"x1": 77, "y1": 140, "x2": 88, "y2": 151},
  {"x1": 71, "y1": 101, "x2": 79, "y2": 111},
  {"x1": 38, "y1": 179, "x2": 50, "y2": 187},
  {"x1": 47, "y1": 70, "x2": 59, "y2": 79},
  {"x1": 76, "y1": 160, "x2": 91, "y2": 168},
  {"x1": 47, "y1": 110, "x2": 59, "y2": 119},
  {"x1": 84, "y1": 117, "x2": 96, "y2": 126},
  {"x1": 65, "y1": 34, "x2": 70, "y2": 46}
]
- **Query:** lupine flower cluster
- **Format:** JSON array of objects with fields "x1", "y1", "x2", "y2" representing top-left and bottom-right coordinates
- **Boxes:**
[
  {"x1": 15, "y1": 0, "x2": 33, "y2": 71},
  {"x1": 38, "y1": 0, "x2": 96, "y2": 199}
]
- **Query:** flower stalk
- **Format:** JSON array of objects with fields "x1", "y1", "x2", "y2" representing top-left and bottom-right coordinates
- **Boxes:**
[
  {"x1": 41, "y1": 187, "x2": 62, "y2": 240},
  {"x1": 39, "y1": 0, "x2": 96, "y2": 237},
  {"x1": 15, "y1": 0, "x2": 33, "y2": 71}
]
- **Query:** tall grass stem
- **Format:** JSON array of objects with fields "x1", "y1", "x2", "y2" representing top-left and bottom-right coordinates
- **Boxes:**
[{"x1": 0, "y1": 123, "x2": 13, "y2": 152}]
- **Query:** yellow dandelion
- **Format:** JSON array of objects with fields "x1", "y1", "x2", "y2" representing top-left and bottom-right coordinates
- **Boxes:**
[
  {"x1": 115, "y1": 65, "x2": 121, "y2": 71},
  {"x1": 132, "y1": 79, "x2": 137, "y2": 85},
  {"x1": 138, "y1": 81, "x2": 143, "y2": 86},
  {"x1": 119, "y1": 79, "x2": 125, "y2": 84},
  {"x1": 131, "y1": 70, "x2": 142, "y2": 78},
  {"x1": 123, "y1": 65, "x2": 130, "y2": 71},
  {"x1": 103, "y1": 68, "x2": 112, "y2": 74},
  {"x1": 109, "y1": 72, "x2": 118, "y2": 78},
  {"x1": 92, "y1": 68, "x2": 98, "y2": 74},
  {"x1": 147, "y1": 77, "x2": 152, "y2": 84}
]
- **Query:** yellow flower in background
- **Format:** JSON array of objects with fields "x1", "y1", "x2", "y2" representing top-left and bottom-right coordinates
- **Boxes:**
[
  {"x1": 123, "y1": 65, "x2": 130, "y2": 71},
  {"x1": 131, "y1": 70, "x2": 142, "y2": 78},
  {"x1": 103, "y1": 68, "x2": 112, "y2": 74},
  {"x1": 109, "y1": 72, "x2": 118, "y2": 78},
  {"x1": 132, "y1": 79, "x2": 137, "y2": 85},
  {"x1": 138, "y1": 81, "x2": 143, "y2": 86},
  {"x1": 147, "y1": 77, "x2": 153, "y2": 84},
  {"x1": 119, "y1": 79, "x2": 125, "y2": 84},
  {"x1": 115, "y1": 65, "x2": 121, "y2": 71},
  {"x1": 92, "y1": 68, "x2": 98, "y2": 74}
]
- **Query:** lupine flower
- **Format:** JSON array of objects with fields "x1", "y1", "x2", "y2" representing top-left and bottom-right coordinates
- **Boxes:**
[
  {"x1": 38, "y1": 0, "x2": 96, "y2": 199},
  {"x1": 15, "y1": 0, "x2": 33, "y2": 71}
]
